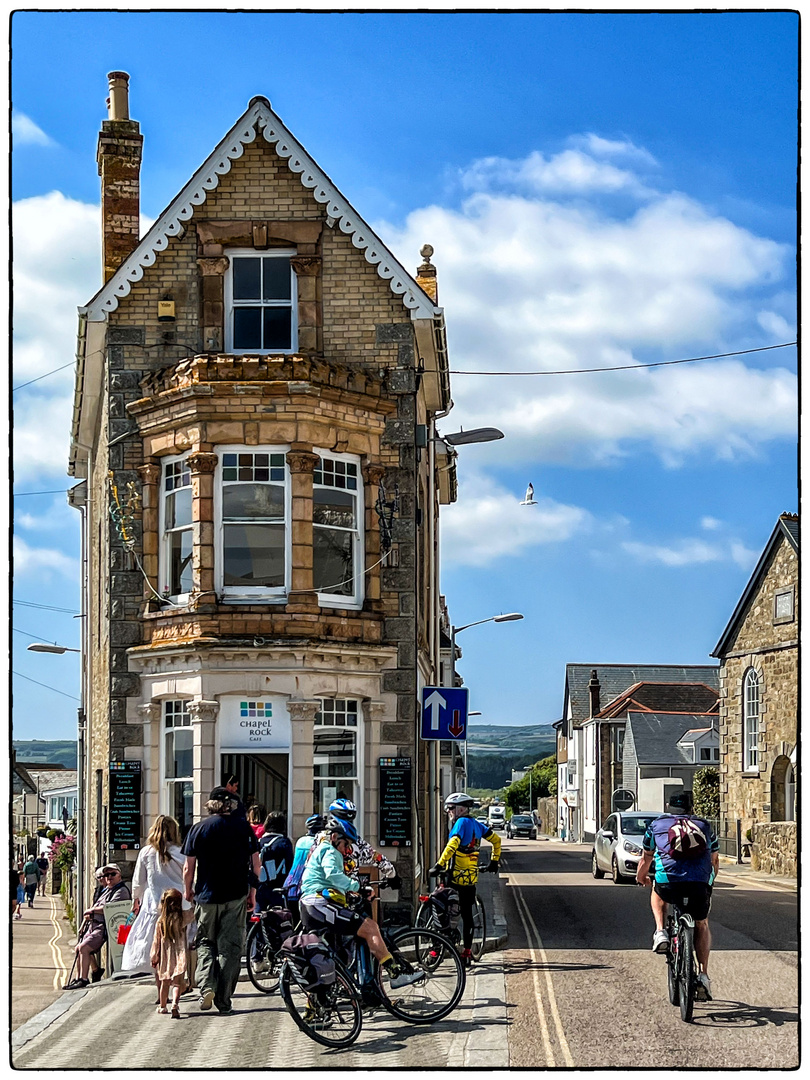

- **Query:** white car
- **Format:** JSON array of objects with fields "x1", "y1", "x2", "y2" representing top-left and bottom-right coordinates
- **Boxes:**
[{"x1": 591, "y1": 812, "x2": 661, "y2": 883}]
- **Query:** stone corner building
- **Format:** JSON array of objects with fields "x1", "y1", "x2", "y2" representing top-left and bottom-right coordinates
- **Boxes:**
[
  {"x1": 69, "y1": 73, "x2": 457, "y2": 911},
  {"x1": 711, "y1": 513, "x2": 798, "y2": 876}
]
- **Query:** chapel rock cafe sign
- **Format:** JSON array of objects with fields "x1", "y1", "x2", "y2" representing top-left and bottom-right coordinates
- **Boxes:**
[{"x1": 218, "y1": 695, "x2": 292, "y2": 751}]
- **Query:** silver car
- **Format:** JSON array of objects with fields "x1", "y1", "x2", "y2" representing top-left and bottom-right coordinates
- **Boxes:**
[{"x1": 591, "y1": 812, "x2": 661, "y2": 883}]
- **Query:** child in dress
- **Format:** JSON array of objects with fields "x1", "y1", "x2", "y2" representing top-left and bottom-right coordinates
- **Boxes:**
[
  {"x1": 150, "y1": 888, "x2": 193, "y2": 1018},
  {"x1": 14, "y1": 869, "x2": 25, "y2": 919}
]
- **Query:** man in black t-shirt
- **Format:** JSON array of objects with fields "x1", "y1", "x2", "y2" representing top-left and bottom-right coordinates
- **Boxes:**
[{"x1": 182, "y1": 787, "x2": 260, "y2": 1015}]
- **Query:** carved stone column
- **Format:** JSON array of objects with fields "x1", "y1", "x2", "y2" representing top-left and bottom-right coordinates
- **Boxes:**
[
  {"x1": 138, "y1": 701, "x2": 161, "y2": 824},
  {"x1": 137, "y1": 463, "x2": 161, "y2": 598},
  {"x1": 197, "y1": 256, "x2": 230, "y2": 354},
  {"x1": 188, "y1": 699, "x2": 220, "y2": 819},
  {"x1": 286, "y1": 450, "x2": 320, "y2": 613},
  {"x1": 291, "y1": 255, "x2": 321, "y2": 354},
  {"x1": 363, "y1": 464, "x2": 386, "y2": 603},
  {"x1": 288, "y1": 700, "x2": 320, "y2": 839},
  {"x1": 364, "y1": 701, "x2": 387, "y2": 845},
  {"x1": 187, "y1": 452, "x2": 218, "y2": 610}
]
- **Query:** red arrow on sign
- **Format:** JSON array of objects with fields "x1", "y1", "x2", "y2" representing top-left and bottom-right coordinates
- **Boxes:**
[{"x1": 448, "y1": 709, "x2": 464, "y2": 737}]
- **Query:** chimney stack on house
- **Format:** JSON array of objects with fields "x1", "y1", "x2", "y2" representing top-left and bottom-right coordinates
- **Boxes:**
[
  {"x1": 97, "y1": 71, "x2": 143, "y2": 283},
  {"x1": 588, "y1": 669, "x2": 601, "y2": 717}
]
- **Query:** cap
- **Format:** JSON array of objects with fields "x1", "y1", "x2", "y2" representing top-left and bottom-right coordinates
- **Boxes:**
[
  {"x1": 209, "y1": 786, "x2": 232, "y2": 801},
  {"x1": 100, "y1": 864, "x2": 121, "y2": 875}
]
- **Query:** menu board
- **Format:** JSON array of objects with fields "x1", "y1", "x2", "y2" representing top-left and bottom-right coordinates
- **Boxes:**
[
  {"x1": 109, "y1": 761, "x2": 141, "y2": 851},
  {"x1": 379, "y1": 757, "x2": 412, "y2": 847}
]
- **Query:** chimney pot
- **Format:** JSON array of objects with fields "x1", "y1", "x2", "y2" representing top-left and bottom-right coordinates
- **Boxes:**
[
  {"x1": 588, "y1": 669, "x2": 601, "y2": 717},
  {"x1": 107, "y1": 71, "x2": 131, "y2": 121}
]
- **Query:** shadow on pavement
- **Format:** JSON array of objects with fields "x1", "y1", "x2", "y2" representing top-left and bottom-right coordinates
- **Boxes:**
[
  {"x1": 348, "y1": 1014, "x2": 511, "y2": 1056},
  {"x1": 692, "y1": 1000, "x2": 799, "y2": 1030}
]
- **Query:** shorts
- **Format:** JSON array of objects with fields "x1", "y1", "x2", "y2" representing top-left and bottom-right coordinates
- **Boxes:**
[
  {"x1": 78, "y1": 924, "x2": 106, "y2": 953},
  {"x1": 654, "y1": 881, "x2": 713, "y2": 921},
  {"x1": 299, "y1": 896, "x2": 367, "y2": 937}
]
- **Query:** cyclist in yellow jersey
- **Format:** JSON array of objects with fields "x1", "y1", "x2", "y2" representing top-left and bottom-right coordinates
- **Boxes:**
[{"x1": 429, "y1": 793, "x2": 501, "y2": 965}]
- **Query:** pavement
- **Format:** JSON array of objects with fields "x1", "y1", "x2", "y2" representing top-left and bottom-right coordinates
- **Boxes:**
[{"x1": 11, "y1": 883, "x2": 511, "y2": 1068}]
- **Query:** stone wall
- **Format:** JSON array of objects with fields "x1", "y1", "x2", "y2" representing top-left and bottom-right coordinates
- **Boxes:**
[
  {"x1": 535, "y1": 796, "x2": 557, "y2": 837},
  {"x1": 751, "y1": 821, "x2": 797, "y2": 876}
]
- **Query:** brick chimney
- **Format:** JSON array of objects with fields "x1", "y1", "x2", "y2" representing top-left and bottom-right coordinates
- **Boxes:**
[
  {"x1": 97, "y1": 71, "x2": 143, "y2": 283},
  {"x1": 588, "y1": 669, "x2": 601, "y2": 717},
  {"x1": 415, "y1": 244, "x2": 438, "y2": 303}
]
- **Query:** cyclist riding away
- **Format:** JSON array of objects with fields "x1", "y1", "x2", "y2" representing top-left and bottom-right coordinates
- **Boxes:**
[
  {"x1": 299, "y1": 816, "x2": 422, "y2": 989},
  {"x1": 636, "y1": 790, "x2": 719, "y2": 1001},
  {"x1": 429, "y1": 792, "x2": 501, "y2": 966}
]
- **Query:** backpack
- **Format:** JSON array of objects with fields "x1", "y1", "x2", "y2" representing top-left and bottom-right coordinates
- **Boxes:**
[
  {"x1": 667, "y1": 817, "x2": 708, "y2": 859},
  {"x1": 259, "y1": 834, "x2": 290, "y2": 886},
  {"x1": 430, "y1": 885, "x2": 461, "y2": 930},
  {"x1": 281, "y1": 932, "x2": 335, "y2": 989}
]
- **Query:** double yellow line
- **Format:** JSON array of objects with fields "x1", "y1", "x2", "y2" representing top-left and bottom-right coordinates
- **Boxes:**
[
  {"x1": 509, "y1": 872, "x2": 574, "y2": 1068},
  {"x1": 46, "y1": 895, "x2": 69, "y2": 990}
]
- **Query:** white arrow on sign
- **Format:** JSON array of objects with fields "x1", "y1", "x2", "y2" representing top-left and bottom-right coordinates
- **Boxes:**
[{"x1": 423, "y1": 690, "x2": 447, "y2": 732}]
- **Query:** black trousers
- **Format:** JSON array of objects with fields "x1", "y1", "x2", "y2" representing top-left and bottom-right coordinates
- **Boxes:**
[{"x1": 456, "y1": 884, "x2": 477, "y2": 949}]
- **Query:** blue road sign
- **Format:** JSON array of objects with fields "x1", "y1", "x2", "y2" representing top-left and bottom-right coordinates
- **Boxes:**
[{"x1": 420, "y1": 686, "x2": 469, "y2": 741}]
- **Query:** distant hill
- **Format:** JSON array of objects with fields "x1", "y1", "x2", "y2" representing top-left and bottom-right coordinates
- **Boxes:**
[
  {"x1": 466, "y1": 723, "x2": 556, "y2": 789},
  {"x1": 13, "y1": 741, "x2": 78, "y2": 770}
]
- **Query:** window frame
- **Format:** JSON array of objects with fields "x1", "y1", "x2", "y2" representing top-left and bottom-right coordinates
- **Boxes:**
[
  {"x1": 224, "y1": 248, "x2": 298, "y2": 355},
  {"x1": 161, "y1": 699, "x2": 194, "y2": 831},
  {"x1": 214, "y1": 445, "x2": 291, "y2": 601},
  {"x1": 313, "y1": 698, "x2": 363, "y2": 822},
  {"x1": 158, "y1": 453, "x2": 193, "y2": 604},
  {"x1": 743, "y1": 668, "x2": 761, "y2": 773},
  {"x1": 312, "y1": 449, "x2": 364, "y2": 610}
]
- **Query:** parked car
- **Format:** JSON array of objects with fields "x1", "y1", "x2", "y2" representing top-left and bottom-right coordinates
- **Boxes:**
[
  {"x1": 592, "y1": 812, "x2": 661, "y2": 883},
  {"x1": 506, "y1": 814, "x2": 537, "y2": 840},
  {"x1": 476, "y1": 816, "x2": 490, "y2": 826}
]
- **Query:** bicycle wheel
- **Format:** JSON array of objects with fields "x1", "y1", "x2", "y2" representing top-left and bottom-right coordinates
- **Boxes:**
[
  {"x1": 471, "y1": 897, "x2": 487, "y2": 961},
  {"x1": 379, "y1": 927, "x2": 466, "y2": 1024},
  {"x1": 279, "y1": 958, "x2": 363, "y2": 1048},
  {"x1": 678, "y1": 920, "x2": 696, "y2": 1023},
  {"x1": 245, "y1": 922, "x2": 281, "y2": 994}
]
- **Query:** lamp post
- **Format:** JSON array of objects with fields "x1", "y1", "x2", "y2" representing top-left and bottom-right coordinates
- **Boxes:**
[{"x1": 26, "y1": 643, "x2": 81, "y2": 654}]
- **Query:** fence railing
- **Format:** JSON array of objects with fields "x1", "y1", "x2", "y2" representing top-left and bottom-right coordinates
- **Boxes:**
[{"x1": 704, "y1": 817, "x2": 743, "y2": 862}]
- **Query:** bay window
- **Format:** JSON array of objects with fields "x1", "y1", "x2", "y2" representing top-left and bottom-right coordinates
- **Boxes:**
[
  {"x1": 313, "y1": 453, "x2": 363, "y2": 607},
  {"x1": 226, "y1": 250, "x2": 297, "y2": 353},
  {"x1": 160, "y1": 456, "x2": 192, "y2": 600},
  {"x1": 217, "y1": 448, "x2": 289, "y2": 598},
  {"x1": 164, "y1": 700, "x2": 193, "y2": 835}
]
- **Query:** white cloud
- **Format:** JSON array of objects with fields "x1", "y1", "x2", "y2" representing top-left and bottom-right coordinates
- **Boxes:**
[
  {"x1": 441, "y1": 472, "x2": 590, "y2": 567},
  {"x1": 379, "y1": 157, "x2": 795, "y2": 468},
  {"x1": 622, "y1": 535, "x2": 758, "y2": 570},
  {"x1": 460, "y1": 148, "x2": 654, "y2": 198},
  {"x1": 569, "y1": 133, "x2": 659, "y2": 167},
  {"x1": 757, "y1": 309, "x2": 793, "y2": 339},
  {"x1": 13, "y1": 535, "x2": 78, "y2": 580},
  {"x1": 12, "y1": 111, "x2": 56, "y2": 147},
  {"x1": 700, "y1": 517, "x2": 722, "y2": 531}
]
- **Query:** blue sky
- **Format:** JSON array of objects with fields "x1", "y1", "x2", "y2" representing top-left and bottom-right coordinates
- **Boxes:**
[{"x1": 11, "y1": 10, "x2": 798, "y2": 740}]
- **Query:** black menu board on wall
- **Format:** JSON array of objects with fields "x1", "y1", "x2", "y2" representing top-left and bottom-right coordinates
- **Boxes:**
[
  {"x1": 109, "y1": 761, "x2": 142, "y2": 851},
  {"x1": 379, "y1": 757, "x2": 412, "y2": 847}
]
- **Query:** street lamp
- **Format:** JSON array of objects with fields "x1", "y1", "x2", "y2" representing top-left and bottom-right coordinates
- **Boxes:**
[{"x1": 27, "y1": 643, "x2": 81, "y2": 654}]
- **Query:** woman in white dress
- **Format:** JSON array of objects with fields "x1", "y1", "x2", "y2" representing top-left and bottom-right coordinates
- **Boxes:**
[{"x1": 121, "y1": 816, "x2": 195, "y2": 976}]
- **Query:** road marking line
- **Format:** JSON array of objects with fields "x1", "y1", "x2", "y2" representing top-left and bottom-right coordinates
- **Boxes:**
[
  {"x1": 510, "y1": 881, "x2": 556, "y2": 1066},
  {"x1": 511, "y1": 875, "x2": 575, "y2": 1067},
  {"x1": 47, "y1": 895, "x2": 68, "y2": 990}
]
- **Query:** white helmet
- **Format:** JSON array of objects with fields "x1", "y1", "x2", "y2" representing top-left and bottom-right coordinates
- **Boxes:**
[{"x1": 444, "y1": 792, "x2": 477, "y2": 810}]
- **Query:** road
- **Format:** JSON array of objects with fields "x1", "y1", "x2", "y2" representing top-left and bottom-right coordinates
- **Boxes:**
[{"x1": 500, "y1": 837, "x2": 799, "y2": 1068}]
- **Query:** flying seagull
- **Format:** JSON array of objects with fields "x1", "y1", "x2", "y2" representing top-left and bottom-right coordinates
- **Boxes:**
[{"x1": 520, "y1": 483, "x2": 538, "y2": 506}]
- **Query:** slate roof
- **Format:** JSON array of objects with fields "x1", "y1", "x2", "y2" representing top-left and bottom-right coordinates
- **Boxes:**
[
  {"x1": 28, "y1": 770, "x2": 78, "y2": 794},
  {"x1": 626, "y1": 712, "x2": 718, "y2": 766},
  {"x1": 713, "y1": 513, "x2": 799, "y2": 657},
  {"x1": 12, "y1": 762, "x2": 37, "y2": 795},
  {"x1": 564, "y1": 664, "x2": 720, "y2": 723},
  {"x1": 596, "y1": 681, "x2": 719, "y2": 718}
]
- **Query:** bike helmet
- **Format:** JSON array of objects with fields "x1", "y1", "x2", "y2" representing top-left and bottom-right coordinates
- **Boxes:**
[
  {"x1": 328, "y1": 798, "x2": 357, "y2": 821},
  {"x1": 327, "y1": 815, "x2": 359, "y2": 845},
  {"x1": 667, "y1": 791, "x2": 694, "y2": 813},
  {"x1": 444, "y1": 792, "x2": 477, "y2": 811},
  {"x1": 306, "y1": 813, "x2": 326, "y2": 833}
]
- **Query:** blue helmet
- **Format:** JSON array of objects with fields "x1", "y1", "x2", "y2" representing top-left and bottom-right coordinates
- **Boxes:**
[
  {"x1": 306, "y1": 814, "x2": 326, "y2": 833},
  {"x1": 328, "y1": 798, "x2": 357, "y2": 821},
  {"x1": 327, "y1": 815, "x2": 358, "y2": 845}
]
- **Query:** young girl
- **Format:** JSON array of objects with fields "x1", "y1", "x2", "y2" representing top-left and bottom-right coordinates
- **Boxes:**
[
  {"x1": 14, "y1": 868, "x2": 25, "y2": 920},
  {"x1": 150, "y1": 889, "x2": 193, "y2": 1018}
]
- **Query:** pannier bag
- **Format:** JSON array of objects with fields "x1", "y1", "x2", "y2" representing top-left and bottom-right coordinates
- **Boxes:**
[
  {"x1": 430, "y1": 885, "x2": 461, "y2": 929},
  {"x1": 667, "y1": 817, "x2": 708, "y2": 859},
  {"x1": 281, "y1": 933, "x2": 336, "y2": 989},
  {"x1": 261, "y1": 906, "x2": 294, "y2": 950}
]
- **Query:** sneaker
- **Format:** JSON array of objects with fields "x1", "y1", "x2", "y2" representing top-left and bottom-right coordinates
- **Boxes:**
[
  {"x1": 652, "y1": 929, "x2": 669, "y2": 953},
  {"x1": 389, "y1": 967, "x2": 425, "y2": 989},
  {"x1": 252, "y1": 957, "x2": 269, "y2": 973},
  {"x1": 216, "y1": 1006, "x2": 234, "y2": 1015},
  {"x1": 14, "y1": 912, "x2": 21, "y2": 920},
  {"x1": 64, "y1": 978, "x2": 89, "y2": 990},
  {"x1": 696, "y1": 973, "x2": 712, "y2": 1001},
  {"x1": 199, "y1": 989, "x2": 215, "y2": 1011}
]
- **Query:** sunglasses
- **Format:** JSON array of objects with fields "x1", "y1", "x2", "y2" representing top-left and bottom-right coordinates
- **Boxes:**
[{"x1": 100, "y1": 872, "x2": 119, "y2": 879}]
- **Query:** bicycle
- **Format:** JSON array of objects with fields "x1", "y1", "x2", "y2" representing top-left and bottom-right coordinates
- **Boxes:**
[
  {"x1": 245, "y1": 905, "x2": 295, "y2": 994},
  {"x1": 664, "y1": 903, "x2": 700, "y2": 1023},
  {"x1": 415, "y1": 872, "x2": 487, "y2": 964},
  {"x1": 279, "y1": 884, "x2": 466, "y2": 1048}
]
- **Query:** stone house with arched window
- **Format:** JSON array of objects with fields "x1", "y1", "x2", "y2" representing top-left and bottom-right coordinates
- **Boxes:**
[{"x1": 711, "y1": 513, "x2": 798, "y2": 875}]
